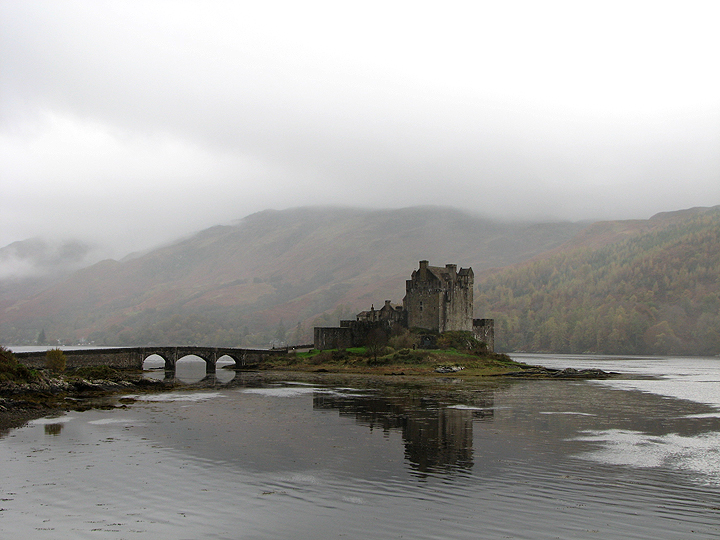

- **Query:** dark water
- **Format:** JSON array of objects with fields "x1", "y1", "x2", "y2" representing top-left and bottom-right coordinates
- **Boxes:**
[{"x1": 1, "y1": 356, "x2": 720, "y2": 539}]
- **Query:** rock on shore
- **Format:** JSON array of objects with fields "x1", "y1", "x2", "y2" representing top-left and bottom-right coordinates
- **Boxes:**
[
  {"x1": 501, "y1": 366, "x2": 615, "y2": 378},
  {"x1": 0, "y1": 372, "x2": 172, "y2": 432}
]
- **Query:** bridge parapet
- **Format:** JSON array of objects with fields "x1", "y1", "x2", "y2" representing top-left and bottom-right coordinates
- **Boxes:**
[
  {"x1": 14, "y1": 346, "x2": 287, "y2": 373},
  {"x1": 15, "y1": 347, "x2": 145, "y2": 370}
]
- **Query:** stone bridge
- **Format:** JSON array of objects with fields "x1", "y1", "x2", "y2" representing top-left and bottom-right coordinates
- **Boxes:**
[{"x1": 14, "y1": 346, "x2": 288, "y2": 374}]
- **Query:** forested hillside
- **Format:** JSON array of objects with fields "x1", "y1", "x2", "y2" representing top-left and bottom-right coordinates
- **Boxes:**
[
  {"x1": 476, "y1": 207, "x2": 720, "y2": 355},
  {"x1": 5, "y1": 205, "x2": 719, "y2": 354},
  {"x1": 1, "y1": 206, "x2": 585, "y2": 347}
]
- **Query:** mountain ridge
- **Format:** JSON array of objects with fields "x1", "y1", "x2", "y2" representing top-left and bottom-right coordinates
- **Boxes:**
[
  {"x1": 1, "y1": 206, "x2": 587, "y2": 346},
  {"x1": 2, "y1": 204, "x2": 718, "y2": 354}
]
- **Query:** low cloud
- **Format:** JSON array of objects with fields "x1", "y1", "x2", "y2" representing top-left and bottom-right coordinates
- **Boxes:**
[
  {"x1": 0, "y1": 238, "x2": 101, "y2": 279},
  {"x1": 2, "y1": 1, "x2": 719, "y2": 257}
]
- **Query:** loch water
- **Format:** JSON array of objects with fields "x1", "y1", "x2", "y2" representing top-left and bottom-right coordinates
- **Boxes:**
[{"x1": 1, "y1": 355, "x2": 720, "y2": 539}]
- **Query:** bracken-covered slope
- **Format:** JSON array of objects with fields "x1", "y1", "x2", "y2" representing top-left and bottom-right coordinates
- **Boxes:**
[
  {"x1": 476, "y1": 206, "x2": 720, "y2": 355},
  {"x1": 1, "y1": 206, "x2": 586, "y2": 347}
]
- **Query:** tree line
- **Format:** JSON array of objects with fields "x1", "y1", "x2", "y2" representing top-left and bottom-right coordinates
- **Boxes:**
[{"x1": 476, "y1": 209, "x2": 720, "y2": 355}]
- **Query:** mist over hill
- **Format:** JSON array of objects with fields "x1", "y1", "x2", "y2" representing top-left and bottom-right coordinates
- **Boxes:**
[
  {"x1": 0, "y1": 238, "x2": 103, "y2": 312},
  {"x1": 2, "y1": 205, "x2": 719, "y2": 355},
  {"x1": 0, "y1": 206, "x2": 586, "y2": 347}
]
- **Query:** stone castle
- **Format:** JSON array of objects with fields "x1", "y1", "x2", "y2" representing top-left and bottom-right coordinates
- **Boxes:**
[{"x1": 314, "y1": 260, "x2": 494, "y2": 351}]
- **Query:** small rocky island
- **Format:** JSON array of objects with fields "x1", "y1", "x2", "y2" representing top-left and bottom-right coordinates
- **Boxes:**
[{"x1": 1, "y1": 340, "x2": 615, "y2": 433}]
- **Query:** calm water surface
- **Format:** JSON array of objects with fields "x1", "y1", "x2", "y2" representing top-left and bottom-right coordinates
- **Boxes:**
[{"x1": 1, "y1": 355, "x2": 720, "y2": 539}]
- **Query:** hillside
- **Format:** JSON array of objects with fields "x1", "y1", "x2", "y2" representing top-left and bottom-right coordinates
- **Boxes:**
[
  {"x1": 5, "y1": 205, "x2": 718, "y2": 354},
  {"x1": 0, "y1": 206, "x2": 586, "y2": 347},
  {"x1": 476, "y1": 206, "x2": 720, "y2": 355}
]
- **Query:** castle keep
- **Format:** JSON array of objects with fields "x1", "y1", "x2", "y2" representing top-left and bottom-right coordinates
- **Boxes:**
[
  {"x1": 405, "y1": 261, "x2": 474, "y2": 332},
  {"x1": 314, "y1": 261, "x2": 494, "y2": 351}
]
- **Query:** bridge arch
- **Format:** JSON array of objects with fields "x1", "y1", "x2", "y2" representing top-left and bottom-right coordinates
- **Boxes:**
[
  {"x1": 142, "y1": 353, "x2": 167, "y2": 370},
  {"x1": 175, "y1": 354, "x2": 210, "y2": 383},
  {"x1": 176, "y1": 353, "x2": 209, "y2": 363},
  {"x1": 138, "y1": 347, "x2": 220, "y2": 373},
  {"x1": 176, "y1": 353, "x2": 214, "y2": 372},
  {"x1": 216, "y1": 353, "x2": 240, "y2": 368}
]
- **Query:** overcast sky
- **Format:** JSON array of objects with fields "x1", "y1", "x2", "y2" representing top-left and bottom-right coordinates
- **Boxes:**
[{"x1": 2, "y1": 0, "x2": 719, "y2": 259}]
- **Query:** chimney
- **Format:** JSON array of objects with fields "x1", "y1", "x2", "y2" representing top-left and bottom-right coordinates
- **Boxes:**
[{"x1": 419, "y1": 260, "x2": 428, "y2": 279}]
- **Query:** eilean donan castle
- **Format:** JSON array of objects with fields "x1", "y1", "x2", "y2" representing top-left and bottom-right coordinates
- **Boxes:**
[{"x1": 314, "y1": 261, "x2": 494, "y2": 351}]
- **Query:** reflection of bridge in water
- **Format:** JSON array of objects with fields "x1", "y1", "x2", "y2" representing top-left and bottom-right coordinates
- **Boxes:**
[{"x1": 15, "y1": 346, "x2": 287, "y2": 373}]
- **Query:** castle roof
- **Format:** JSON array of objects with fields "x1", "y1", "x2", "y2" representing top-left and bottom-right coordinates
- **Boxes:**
[
  {"x1": 422, "y1": 265, "x2": 473, "y2": 281},
  {"x1": 356, "y1": 300, "x2": 404, "y2": 322}
]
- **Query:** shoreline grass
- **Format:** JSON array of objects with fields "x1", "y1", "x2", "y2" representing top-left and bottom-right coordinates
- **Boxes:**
[{"x1": 251, "y1": 347, "x2": 531, "y2": 377}]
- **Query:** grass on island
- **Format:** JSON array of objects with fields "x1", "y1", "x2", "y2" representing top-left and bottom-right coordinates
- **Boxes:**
[{"x1": 256, "y1": 346, "x2": 530, "y2": 377}]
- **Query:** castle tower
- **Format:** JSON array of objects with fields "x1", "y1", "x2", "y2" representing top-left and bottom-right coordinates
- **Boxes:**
[{"x1": 404, "y1": 260, "x2": 474, "y2": 332}]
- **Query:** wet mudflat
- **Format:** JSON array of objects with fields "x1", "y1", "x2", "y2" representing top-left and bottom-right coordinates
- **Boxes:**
[{"x1": 1, "y1": 356, "x2": 719, "y2": 539}]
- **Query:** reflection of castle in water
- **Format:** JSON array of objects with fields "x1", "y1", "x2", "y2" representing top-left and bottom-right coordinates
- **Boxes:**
[{"x1": 313, "y1": 388, "x2": 494, "y2": 474}]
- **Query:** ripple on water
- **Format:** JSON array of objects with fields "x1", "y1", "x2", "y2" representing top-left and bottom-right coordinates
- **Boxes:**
[
  {"x1": 28, "y1": 416, "x2": 76, "y2": 425},
  {"x1": 87, "y1": 418, "x2": 140, "y2": 425},
  {"x1": 241, "y1": 386, "x2": 318, "y2": 398},
  {"x1": 122, "y1": 391, "x2": 225, "y2": 402},
  {"x1": 571, "y1": 428, "x2": 720, "y2": 486},
  {"x1": 540, "y1": 411, "x2": 596, "y2": 416}
]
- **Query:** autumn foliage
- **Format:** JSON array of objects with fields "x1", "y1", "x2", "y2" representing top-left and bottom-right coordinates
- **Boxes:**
[{"x1": 477, "y1": 209, "x2": 720, "y2": 355}]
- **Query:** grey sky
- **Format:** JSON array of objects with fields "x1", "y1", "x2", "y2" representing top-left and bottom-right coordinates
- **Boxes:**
[{"x1": 2, "y1": 0, "x2": 719, "y2": 259}]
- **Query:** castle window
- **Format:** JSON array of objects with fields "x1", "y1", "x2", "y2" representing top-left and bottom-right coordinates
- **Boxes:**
[{"x1": 419, "y1": 301, "x2": 423, "y2": 312}]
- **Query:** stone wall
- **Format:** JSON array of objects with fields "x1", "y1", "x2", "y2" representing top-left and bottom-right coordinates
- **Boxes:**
[
  {"x1": 314, "y1": 320, "x2": 393, "y2": 350},
  {"x1": 473, "y1": 319, "x2": 495, "y2": 352},
  {"x1": 314, "y1": 327, "x2": 354, "y2": 350},
  {"x1": 439, "y1": 277, "x2": 474, "y2": 332},
  {"x1": 405, "y1": 284, "x2": 442, "y2": 331},
  {"x1": 16, "y1": 348, "x2": 145, "y2": 370}
]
